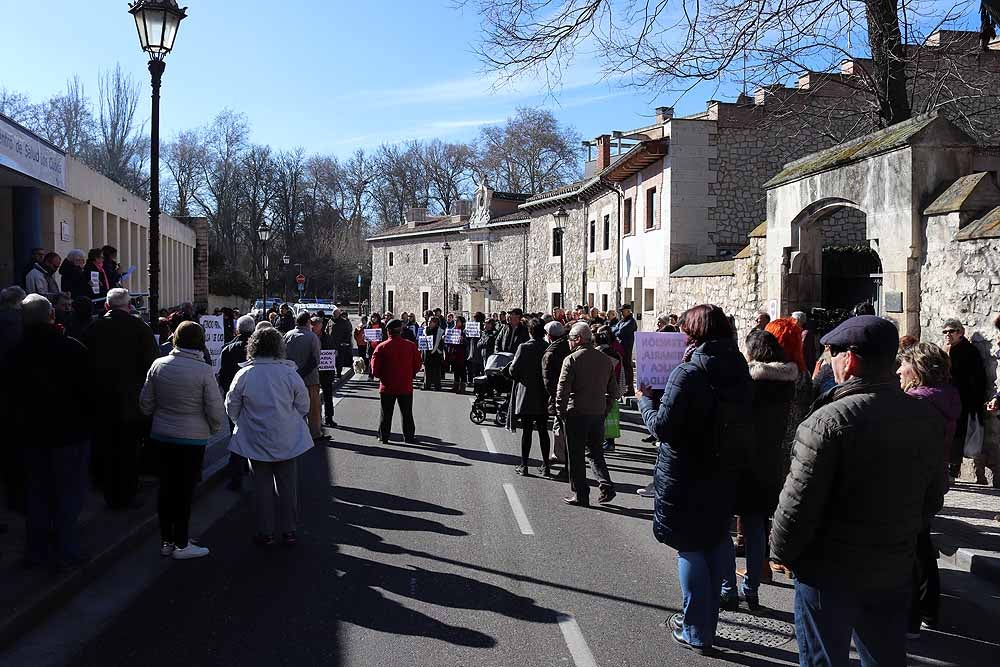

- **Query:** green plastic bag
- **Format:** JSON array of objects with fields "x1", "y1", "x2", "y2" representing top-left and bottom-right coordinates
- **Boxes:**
[{"x1": 604, "y1": 401, "x2": 621, "y2": 439}]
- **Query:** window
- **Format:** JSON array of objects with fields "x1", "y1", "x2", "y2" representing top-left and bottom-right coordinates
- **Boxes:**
[
  {"x1": 624, "y1": 287, "x2": 632, "y2": 305},
  {"x1": 422, "y1": 248, "x2": 428, "y2": 265},
  {"x1": 588, "y1": 293, "x2": 595, "y2": 307},
  {"x1": 643, "y1": 288, "x2": 655, "y2": 311},
  {"x1": 450, "y1": 293, "x2": 460, "y2": 312},
  {"x1": 645, "y1": 188, "x2": 658, "y2": 230},
  {"x1": 623, "y1": 198, "x2": 633, "y2": 235},
  {"x1": 551, "y1": 228, "x2": 562, "y2": 257},
  {"x1": 601, "y1": 294, "x2": 609, "y2": 311},
  {"x1": 551, "y1": 292, "x2": 562, "y2": 309},
  {"x1": 589, "y1": 220, "x2": 596, "y2": 253},
  {"x1": 602, "y1": 214, "x2": 610, "y2": 250},
  {"x1": 388, "y1": 251, "x2": 394, "y2": 266},
  {"x1": 421, "y1": 292, "x2": 429, "y2": 313},
  {"x1": 387, "y1": 290, "x2": 394, "y2": 313}
]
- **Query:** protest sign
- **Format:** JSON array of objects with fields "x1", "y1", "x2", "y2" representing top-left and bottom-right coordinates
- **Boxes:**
[
  {"x1": 418, "y1": 335, "x2": 433, "y2": 351},
  {"x1": 199, "y1": 315, "x2": 225, "y2": 373},
  {"x1": 417, "y1": 326, "x2": 425, "y2": 339},
  {"x1": 634, "y1": 331, "x2": 689, "y2": 389},
  {"x1": 363, "y1": 328, "x2": 383, "y2": 343},
  {"x1": 464, "y1": 321, "x2": 481, "y2": 338},
  {"x1": 444, "y1": 328, "x2": 463, "y2": 345},
  {"x1": 319, "y1": 349, "x2": 337, "y2": 371}
]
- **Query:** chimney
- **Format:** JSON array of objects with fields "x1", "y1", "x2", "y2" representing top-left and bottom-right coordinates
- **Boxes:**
[
  {"x1": 596, "y1": 134, "x2": 612, "y2": 171},
  {"x1": 405, "y1": 207, "x2": 427, "y2": 228},
  {"x1": 655, "y1": 106, "x2": 674, "y2": 123}
]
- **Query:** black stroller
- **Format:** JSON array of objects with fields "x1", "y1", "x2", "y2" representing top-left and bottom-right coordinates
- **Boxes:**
[{"x1": 469, "y1": 352, "x2": 514, "y2": 426}]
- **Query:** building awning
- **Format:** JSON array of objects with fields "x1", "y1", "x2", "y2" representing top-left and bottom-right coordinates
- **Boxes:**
[{"x1": 600, "y1": 139, "x2": 669, "y2": 183}]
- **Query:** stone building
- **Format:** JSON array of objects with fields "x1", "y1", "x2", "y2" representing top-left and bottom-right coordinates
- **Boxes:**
[{"x1": 1, "y1": 112, "x2": 205, "y2": 309}]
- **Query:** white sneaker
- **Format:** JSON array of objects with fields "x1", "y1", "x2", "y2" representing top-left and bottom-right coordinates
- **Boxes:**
[
  {"x1": 159, "y1": 542, "x2": 175, "y2": 557},
  {"x1": 171, "y1": 543, "x2": 210, "y2": 560}
]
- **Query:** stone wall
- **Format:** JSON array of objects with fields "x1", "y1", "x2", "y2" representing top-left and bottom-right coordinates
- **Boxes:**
[
  {"x1": 370, "y1": 231, "x2": 467, "y2": 316},
  {"x1": 483, "y1": 224, "x2": 531, "y2": 311},
  {"x1": 820, "y1": 207, "x2": 868, "y2": 246},
  {"x1": 525, "y1": 201, "x2": 590, "y2": 311}
]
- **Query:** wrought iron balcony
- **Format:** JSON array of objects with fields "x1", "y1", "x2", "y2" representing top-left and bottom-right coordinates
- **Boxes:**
[{"x1": 458, "y1": 264, "x2": 486, "y2": 282}]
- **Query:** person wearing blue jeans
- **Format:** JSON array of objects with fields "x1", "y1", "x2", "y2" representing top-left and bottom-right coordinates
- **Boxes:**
[
  {"x1": 678, "y1": 537, "x2": 732, "y2": 648},
  {"x1": 721, "y1": 512, "x2": 767, "y2": 609}
]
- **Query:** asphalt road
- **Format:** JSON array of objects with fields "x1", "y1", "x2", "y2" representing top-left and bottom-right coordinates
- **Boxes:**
[{"x1": 57, "y1": 373, "x2": 1000, "y2": 666}]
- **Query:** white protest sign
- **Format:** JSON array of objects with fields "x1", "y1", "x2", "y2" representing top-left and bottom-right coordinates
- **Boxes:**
[
  {"x1": 199, "y1": 315, "x2": 225, "y2": 373},
  {"x1": 90, "y1": 271, "x2": 100, "y2": 294},
  {"x1": 465, "y1": 321, "x2": 481, "y2": 338},
  {"x1": 418, "y1": 335, "x2": 433, "y2": 351},
  {"x1": 634, "y1": 331, "x2": 689, "y2": 389},
  {"x1": 444, "y1": 328, "x2": 463, "y2": 345},
  {"x1": 319, "y1": 349, "x2": 337, "y2": 371},
  {"x1": 363, "y1": 328, "x2": 383, "y2": 343}
]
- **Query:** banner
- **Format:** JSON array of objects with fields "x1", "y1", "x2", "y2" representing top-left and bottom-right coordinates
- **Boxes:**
[
  {"x1": 319, "y1": 349, "x2": 337, "y2": 371},
  {"x1": 634, "y1": 331, "x2": 689, "y2": 389},
  {"x1": 199, "y1": 315, "x2": 226, "y2": 373},
  {"x1": 444, "y1": 328, "x2": 463, "y2": 345},
  {"x1": 418, "y1": 335, "x2": 433, "y2": 351},
  {"x1": 363, "y1": 327, "x2": 383, "y2": 343},
  {"x1": 464, "y1": 321, "x2": 481, "y2": 338}
]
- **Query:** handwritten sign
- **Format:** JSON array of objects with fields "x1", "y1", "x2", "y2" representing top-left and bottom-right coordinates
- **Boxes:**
[
  {"x1": 465, "y1": 321, "x2": 481, "y2": 338},
  {"x1": 363, "y1": 328, "x2": 383, "y2": 343},
  {"x1": 444, "y1": 328, "x2": 463, "y2": 345},
  {"x1": 89, "y1": 271, "x2": 100, "y2": 295},
  {"x1": 634, "y1": 331, "x2": 689, "y2": 389},
  {"x1": 319, "y1": 349, "x2": 337, "y2": 371},
  {"x1": 418, "y1": 335, "x2": 433, "y2": 351},
  {"x1": 199, "y1": 315, "x2": 225, "y2": 373}
]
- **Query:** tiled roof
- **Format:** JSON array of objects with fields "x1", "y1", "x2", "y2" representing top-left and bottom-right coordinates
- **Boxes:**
[
  {"x1": 955, "y1": 206, "x2": 1000, "y2": 241},
  {"x1": 748, "y1": 221, "x2": 768, "y2": 238},
  {"x1": 524, "y1": 177, "x2": 593, "y2": 203},
  {"x1": 670, "y1": 260, "x2": 735, "y2": 278},
  {"x1": 489, "y1": 211, "x2": 530, "y2": 224},
  {"x1": 492, "y1": 191, "x2": 529, "y2": 202},
  {"x1": 924, "y1": 173, "x2": 1000, "y2": 216},
  {"x1": 366, "y1": 216, "x2": 464, "y2": 241}
]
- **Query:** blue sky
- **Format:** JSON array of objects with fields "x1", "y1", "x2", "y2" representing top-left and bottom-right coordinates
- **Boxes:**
[{"x1": 0, "y1": 1, "x2": 730, "y2": 156}]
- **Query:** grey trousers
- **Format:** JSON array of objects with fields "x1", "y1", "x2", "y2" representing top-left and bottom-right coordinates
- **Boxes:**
[
  {"x1": 551, "y1": 417, "x2": 567, "y2": 463},
  {"x1": 250, "y1": 458, "x2": 298, "y2": 536}
]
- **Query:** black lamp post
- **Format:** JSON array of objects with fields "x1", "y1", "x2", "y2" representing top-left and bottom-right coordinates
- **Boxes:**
[
  {"x1": 128, "y1": 0, "x2": 187, "y2": 322},
  {"x1": 553, "y1": 206, "x2": 568, "y2": 309},
  {"x1": 282, "y1": 254, "x2": 290, "y2": 302},
  {"x1": 357, "y1": 261, "x2": 363, "y2": 316},
  {"x1": 441, "y1": 241, "x2": 451, "y2": 311},
  {"x1": 258, "y1": 224, "x2": 271, "y2": 315}
]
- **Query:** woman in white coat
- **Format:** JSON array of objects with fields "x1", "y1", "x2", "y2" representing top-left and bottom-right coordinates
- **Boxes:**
[
  {"x1": 140, "y1": 321, "x2": 226, "y2": 560},
  {"x1": 226, "y1": 326, "x2": 312, "y2": 546}
]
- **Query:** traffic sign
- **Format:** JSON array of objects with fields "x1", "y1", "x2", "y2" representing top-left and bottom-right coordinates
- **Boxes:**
[
  {"x1": 297, "y1": 283, "x2": 305, "y2": 292},
  {"x1": 295, "y1": 274, "x2": 306, "y2": 284}
]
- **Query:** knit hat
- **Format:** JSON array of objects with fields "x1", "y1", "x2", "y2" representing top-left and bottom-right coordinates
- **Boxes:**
[
  {"x1": 765, "y1": 317, "x2": 806, "y2": 371},
  {"x1": 544, "y1": 320, "x2": 565, "y2": 338}
]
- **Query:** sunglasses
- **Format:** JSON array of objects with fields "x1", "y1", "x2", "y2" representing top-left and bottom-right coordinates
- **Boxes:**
[
  {"x1": 829, "y1": 345, "x2": 852, "y2": 357},
  {"x1": 942, "y1": 329, "x2": 960, "y2": 335}
]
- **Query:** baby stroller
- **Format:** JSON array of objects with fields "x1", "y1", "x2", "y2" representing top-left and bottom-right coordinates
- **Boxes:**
[{"x1": 470, "y1": 352, "x2": 514, "y2": 426}]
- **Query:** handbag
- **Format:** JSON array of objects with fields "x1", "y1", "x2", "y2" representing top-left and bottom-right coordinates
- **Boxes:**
[
  {"x1": 604, "y1": 401, "x2": 621, "y2": 439},
  {"x1": 963, "y1": 413, "x2": 984, "y2": 458}
]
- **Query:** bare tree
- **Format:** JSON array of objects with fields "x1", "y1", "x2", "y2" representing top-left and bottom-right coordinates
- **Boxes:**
[
  {"x1": 475, "y1": 107, "x2": 581, "y2": 194},
  {"x1": 421, "y1": 139, "x2": 475, "y2": 214},
  {"x1": 370, "y1": 142, "x2": 431, "y2": 227},
  {"x1": 272, "y1": 147, "x2": 307, "y2": 249},
  {"x1": 163, "y1": 129, "x2": 207, "y2": 217},
  {"x1": 23, "y1": 77, "x2": 95, "y2": 155},
  {"x1": 194, "y1": 110, "x2": 250, "y2": 266},
  {"x1": 92, "y1": 64, "x2": 147, "y2": 192},
  {"x1": 0, "y1": 88, "x2": 31, "y2": 122}
]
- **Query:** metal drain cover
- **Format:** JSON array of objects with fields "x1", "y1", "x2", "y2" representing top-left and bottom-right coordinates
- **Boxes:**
[{"x1": 715, "y1": 611, "x2": 796, "y2": 648}]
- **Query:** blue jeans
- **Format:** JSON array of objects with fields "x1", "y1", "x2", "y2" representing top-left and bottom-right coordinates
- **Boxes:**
[
  {"x1": 677, "y1": 537, "x2": 731, "y2": 649},
  {"x1": 24, "y1": 443, "x2": 90, "y2": 564},
  {"x1": 721, "y1": 513, "x2": 767, "y2": 598},
  {"x1": 795, "y1": 579, "x2": 910, "y2": 667}
]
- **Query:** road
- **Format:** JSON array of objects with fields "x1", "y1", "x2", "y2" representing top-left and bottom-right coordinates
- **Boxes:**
[{"x1": 32, "y1": 374, "x2": 1000, "y2": 666}]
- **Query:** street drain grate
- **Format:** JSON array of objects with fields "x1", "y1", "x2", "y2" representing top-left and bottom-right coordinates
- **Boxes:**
[{"x1": 715, "y1": 611, "x2": 796, "y2": 648}]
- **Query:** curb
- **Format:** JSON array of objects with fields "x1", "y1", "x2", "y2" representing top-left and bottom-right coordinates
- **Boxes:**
[
  {"x1": 0, "y1": 369, "x2": 354, "y2": 649},
  {"x1": 936, "y1": 538, "x2": 1000, "y2": 588}
]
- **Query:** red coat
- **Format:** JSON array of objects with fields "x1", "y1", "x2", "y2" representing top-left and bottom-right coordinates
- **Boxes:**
[{"x1": 371, "y1": 335, "x2": 423, "y2": 394}]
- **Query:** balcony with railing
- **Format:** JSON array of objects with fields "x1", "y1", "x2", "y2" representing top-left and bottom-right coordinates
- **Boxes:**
[{"x1": 458, "y1": 264, "x2": 486, "y2": 282}]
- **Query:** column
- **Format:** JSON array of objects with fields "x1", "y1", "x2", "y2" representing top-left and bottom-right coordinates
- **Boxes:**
[
  {"x1": 12, "y1": 187, "x2": 41, "y2": 281},
  {"x1": 73, "y1": 203, "x2": 93, "y2": 251}
]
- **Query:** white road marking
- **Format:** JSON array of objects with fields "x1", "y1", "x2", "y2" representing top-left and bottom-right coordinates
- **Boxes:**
[
  {"x1": 480, "y1": 428, "x2": 497, "y2": 454},
  {"x1": 557, "y1": 614, "x2": 599, "y2": 667},
  {"x1": 502, "y1": 483, "x2": 535, "y2": 535},
  {"x1": 332, "y1": 396, "x2": 344, "y2": 407}
]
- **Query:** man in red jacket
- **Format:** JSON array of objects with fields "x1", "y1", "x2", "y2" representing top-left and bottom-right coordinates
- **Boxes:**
[{"x1": 371, "y1": 319, "x2": 423, "y2": 444}]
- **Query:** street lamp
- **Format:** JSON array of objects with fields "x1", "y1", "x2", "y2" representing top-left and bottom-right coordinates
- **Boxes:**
[
  {"x1": 357, "y1": 261, "x2": 363, "y2": 316},
  {"x1": 282, "y1": 254, "x2": 290, "y2": 302},
  {"x1": 258, "y1": 224, "x2": 271, "y2": 316},
  {"x1": 553, "y1": 206, "x2": 568, "y2": 310},
  {"x1": 441, "y1": 241, "x2": 451, "y2": 312},
  {"x1": 128, "y1": 0, "x2": 187, "y2": 322}
]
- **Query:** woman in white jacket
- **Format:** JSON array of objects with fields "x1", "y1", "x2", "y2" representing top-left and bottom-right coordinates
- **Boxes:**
[
  {"x1": 226, "y1": 326, "x2": 312, "y2": 546},
  {"x1": 140, "y1": 321, "x2": 226, "y2": 560}
]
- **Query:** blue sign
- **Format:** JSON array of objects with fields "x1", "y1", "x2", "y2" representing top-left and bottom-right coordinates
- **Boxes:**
[{"x1": 297, "y1": 283, "x2": 305, "y2": 292}]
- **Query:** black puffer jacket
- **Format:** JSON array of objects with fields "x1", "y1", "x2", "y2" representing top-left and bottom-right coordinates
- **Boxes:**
[
  {"x1": 739, "y1": 361, "x2": 796, "y2": 515},
  {"x1": 639, "y1": 337, "x2": 752, "y2": 552},
  {"x1": 770, "y1": 376, "x2": 947, "y2": 592}
]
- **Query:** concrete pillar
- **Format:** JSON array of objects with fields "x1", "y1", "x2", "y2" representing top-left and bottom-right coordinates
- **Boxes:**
[
  {"x1": 73, "y1": 203, "x2": 93, "y2": 251},
  {"x1": 12, "y1": 187, "x2": 41, "y2": 281}
]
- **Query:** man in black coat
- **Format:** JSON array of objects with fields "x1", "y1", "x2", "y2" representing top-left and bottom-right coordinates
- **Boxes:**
[
  {"x1": 496, "y1": 307, "x2": 529, "y2": 353},
  {"x1": 942, "y1": 318, "x2": 987, "y2": 480},
  {"x1": 330, "y1": 309, "x2": 355, "y2": 379},
  {"x1": 4, "y1": 295, "x2": 92, "y2": 568},
  {"x1": 541, "y1": 321, "x2": 570, "y2": 474},
  {"x1": 80, "y1": 288, "x2": 158, "y2": 509},
  {"x1": 219, "y1": 315, "x2": 255, "y2": 490}
]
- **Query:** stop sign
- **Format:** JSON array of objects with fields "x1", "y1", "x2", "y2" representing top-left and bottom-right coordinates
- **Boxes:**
[{"x1": 295, "y1": 274, "x2": 306, "y2": 284}]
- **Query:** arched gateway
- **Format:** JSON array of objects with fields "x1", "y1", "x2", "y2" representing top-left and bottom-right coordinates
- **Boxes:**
[{"x1": 763, "y1": 114, "x2": 979, "y2": 337}]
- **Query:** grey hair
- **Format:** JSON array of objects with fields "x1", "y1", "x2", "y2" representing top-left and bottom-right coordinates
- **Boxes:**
[
  {"x1": 65, "y1": 249, "x2": 86, "y2": 263},
  {"x1": 255, "y1": 321, "x2": 273, "y2": 331},
  {"x1": 568, "y1": 322, "x2": 593, "y2": 343},
  {"x1": 898, "y1": 341, "x2": 952, "y2": 387},
  {"x1": 107, "y1": 287, "x2": 130, "y2": 309},
  {"x1": 942, "y1": 318, "x2": 964, "y2": 334},
  {"x1": 0, "y1": 286, "x2": 27, "y2": 310},
  {"x1": 656, "y1": 312, "x2": 671, "y2": 326},
  {"x1": 791, "y1": 311, "x2": 807, "y2": 325},
  {"x1": 21, "y1": 294, "x2": 53, "y2": 326},
  {"x1": 237, "y1": 314, "x2": 256, "y2": 334},
  {"x1": 247, "y1": 327, "x2": 285, "y2": 360}
]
